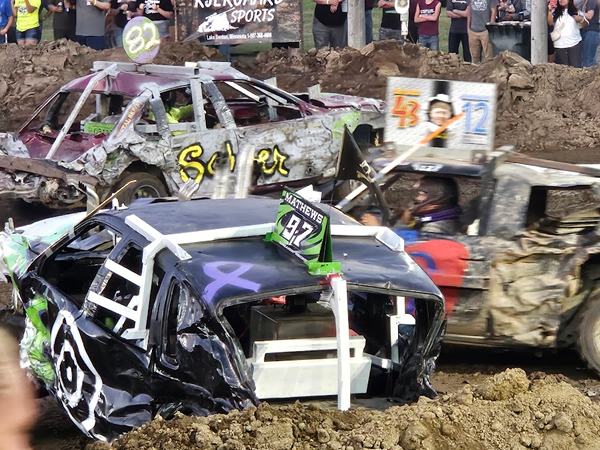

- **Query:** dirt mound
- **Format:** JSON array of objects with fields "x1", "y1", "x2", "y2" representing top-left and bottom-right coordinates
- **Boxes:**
[
  {"x1": 0, "y1": 40, "x2": 226, "y2": 131},
  {"x1": 2, "y1": 40, "x2": 600, "y2": 160},
  {"x1": 87, "y1": 369, "x2": 600, "y2": 450},
  {"x1": 238, "y1": 43, "x2": 600, "y2": 159}
]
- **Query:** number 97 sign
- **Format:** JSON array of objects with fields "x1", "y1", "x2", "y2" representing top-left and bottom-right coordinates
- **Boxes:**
[
  {"x1": 123, "y1": 17, "x2": 161, "y2": 64},
  {"x1": 267, "y1": 190, "x2": 334, "y2": 269}
]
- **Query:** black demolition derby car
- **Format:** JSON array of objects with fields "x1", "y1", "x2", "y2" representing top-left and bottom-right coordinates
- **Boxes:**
[{"x1": 2, "y1": 192, "x2": 444, "y2": 441}]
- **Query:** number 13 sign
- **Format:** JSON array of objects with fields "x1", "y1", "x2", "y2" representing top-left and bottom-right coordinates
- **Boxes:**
[{"x1": 123, "y1": 17, "x2": 161, "y2": 64}]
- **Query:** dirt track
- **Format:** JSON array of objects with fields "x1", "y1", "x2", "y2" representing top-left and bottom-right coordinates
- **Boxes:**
[
  {"x1": 28, "y1": 349, "x2": 600, "y2": 450},
  {"x1": 2, "y1": 40, "x2": 600, "y2": 449}
]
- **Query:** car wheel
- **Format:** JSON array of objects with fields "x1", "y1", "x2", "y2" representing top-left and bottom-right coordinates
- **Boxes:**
[
  {"x1": 577, "y1": 297, "x2": 600, "y2": 374},
  {"x1": 115, "y1": 172, "x2": 169, "y2": 205}
]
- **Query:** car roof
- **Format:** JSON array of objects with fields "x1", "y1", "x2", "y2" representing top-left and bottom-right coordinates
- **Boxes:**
[
  {"x1": 63, "y1": 62, "x2": 251, "y2": 97},
  {"x1": 376, "y1": 152, "x2": 600, "y2": 188},
  {"x1": 376, "y1": 156, "x2": 485, "y2": 178},
  {"x1": 495, "y1": 163, "x2": 600, "y2": 189},
  {"x1": 110, "y1": 196, "x2": 352, "y2": 234},
  {"x1": 97, "y1": 197, "x2": 443, "y2": 305}
]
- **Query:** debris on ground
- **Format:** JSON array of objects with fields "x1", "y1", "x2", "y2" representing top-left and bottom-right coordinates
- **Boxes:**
[{"x1": 87, "y1": 369, "x2": 600, "y2": 450}]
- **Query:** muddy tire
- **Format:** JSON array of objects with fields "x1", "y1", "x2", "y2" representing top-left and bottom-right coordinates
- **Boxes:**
[
  {"x1": 115, "y1": 172, "x2": 169, "y2": 205},
  {"x1": 577, "y1": 298, "x2": 600, "y2": 375}
]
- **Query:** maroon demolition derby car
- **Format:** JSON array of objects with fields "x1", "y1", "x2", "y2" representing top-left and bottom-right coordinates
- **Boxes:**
[{"x1": 0, "y1": 60, "x2": 385, "y2": 208}]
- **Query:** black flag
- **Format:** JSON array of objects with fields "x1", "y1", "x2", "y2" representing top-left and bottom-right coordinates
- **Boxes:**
[{"x1": 335, "y1": 126, "x2": 392, "y2": 226}]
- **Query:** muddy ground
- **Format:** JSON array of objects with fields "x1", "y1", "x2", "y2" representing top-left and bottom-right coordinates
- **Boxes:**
[
  {"x1": 2, "y1": 40, "x2": 600, "y2": 449},
  {"x1": 90, "y1": 368, "x2": 600, "y2": 450},
  {"x1": 28, "y1": 350, "x2": 600, "y2": 450},
  {"x1": 2, "y1": 40, "x2": 600, "y2": 158}
]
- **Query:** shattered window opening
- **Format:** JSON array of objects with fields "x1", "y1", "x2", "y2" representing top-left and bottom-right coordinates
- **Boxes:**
[
  {"x1": 39, "y1": 223, "x2": 122, "y2": 308},
  {"x1": 18, "y1": 90, "x2": 133, "y2": 160},
  {"x1": 160, "y1": 88, "x2": 197, "y2": 128},
  {"x1": 372, "y1": 174, "x2": 482, "y2": 234},
  {"x1": 221, "y1": 290, "x2": 418, "y2": 367},
  {"x1": 527, "y1": 186, "x2": 600, "y2": 235},
  {"x1": 91, "y1": 243, "x2": 144, "y2": 335},
  {"x1": 214, "y1": 80, "x2": 303, "y2": 127}
]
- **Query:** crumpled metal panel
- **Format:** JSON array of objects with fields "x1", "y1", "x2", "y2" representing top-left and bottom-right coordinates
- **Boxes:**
[
  {"x1": 0, "y1": 170, "x2": 42, "y2": 200},
  {"x1": 486, "y1": 230, "x2": 600, "y2": 346},
  {"x1": 311, "y1": 93, "x2": 386, "y2": 113},
  {"x1": 496, "y1": 162, "x2": 600, "y2": 189},
  {"x1": 0, "y1": 211, "x2": 88, "y2": 281},
  {"x1": 0, "y1": 133, "x2": 30, "y2": 158},
  {"x1": 169, "y1": 284, "x2": 258, "y2": 408},
  {"x1": 59, "y1": 93, "x2": 153, "y2": 182},
  {"x1": 480, "y1": 162, "x2": 600, "y2": 346}
]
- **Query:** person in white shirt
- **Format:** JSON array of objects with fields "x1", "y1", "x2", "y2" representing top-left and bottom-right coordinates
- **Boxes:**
[{"x1": 547, "y1": 0, "x2": 585, "y2": 67}]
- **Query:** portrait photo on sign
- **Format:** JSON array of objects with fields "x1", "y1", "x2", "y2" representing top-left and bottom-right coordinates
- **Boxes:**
[{"x1": 385, "y1": 77, "x2": 497, "y2": 163}]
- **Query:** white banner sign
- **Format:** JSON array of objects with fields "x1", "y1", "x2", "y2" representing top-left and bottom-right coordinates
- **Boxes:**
[{"x1": 385, "y1": 77, "x2": 497, "y2": 163}]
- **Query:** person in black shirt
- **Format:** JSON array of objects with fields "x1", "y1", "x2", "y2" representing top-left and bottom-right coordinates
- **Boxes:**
[
  {"x1": 138, "y1": 0, "x2": 173, "y2": 41},
  {"x1": 109, "y1": 0, "x2": 136, "y2": 46},
  {"x1": 377, "y1": 0, "x2": 418, "y2": 44},
  {"x1": 312, "y1": 0, "x2": 347, "y2": 49},
  {"x1": 48, "y1": 0, "x2": 75, "y2": 40},
  {"x1": 446, "y1": 0, "x2": 470, "y2": 61}
]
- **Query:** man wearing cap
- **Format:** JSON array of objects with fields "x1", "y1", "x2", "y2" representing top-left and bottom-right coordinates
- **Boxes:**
[{"x1": 424, "y1": 93, "x2": 455, "y2": 147}]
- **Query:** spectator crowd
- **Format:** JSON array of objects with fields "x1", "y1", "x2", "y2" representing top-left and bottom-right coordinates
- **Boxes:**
[
  {"x1": 0, "y1": 0, "x2": 598, "y2": 68},
  {"x1": 0, "y1": 0, "x2": 173, "y2": 49},
  {"x1": 311, "y1": 0, "x2": 599, "y2": 67}
]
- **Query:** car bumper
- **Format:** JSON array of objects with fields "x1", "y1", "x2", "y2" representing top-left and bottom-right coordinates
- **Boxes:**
[{"x1": 0, "y1": 154, "x2": 98, "y2": 207}]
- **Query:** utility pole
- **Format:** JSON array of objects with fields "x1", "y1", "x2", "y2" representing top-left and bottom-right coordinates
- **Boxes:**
[
  {"x1": 347, "y1": 0, "x2": 366, "y2": 48},
  {"x1": 531, "y1": 0, "x2": 548, "y2": 64}
]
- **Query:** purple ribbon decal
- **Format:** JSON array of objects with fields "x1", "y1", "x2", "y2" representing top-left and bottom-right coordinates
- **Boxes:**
[{"x1": 203, "y1": 261, "x2": 261, "y2": 302}]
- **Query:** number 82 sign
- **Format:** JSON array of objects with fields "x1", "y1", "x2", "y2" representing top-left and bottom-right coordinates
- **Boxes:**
[{"x1": 123, "y1": 17, "x2": 161, "y2": 64}]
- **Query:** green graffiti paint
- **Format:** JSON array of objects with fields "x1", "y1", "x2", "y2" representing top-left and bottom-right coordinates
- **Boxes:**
[
  {"x1": 332, "y1": 112, "x2": 361, "y2": 139},
  {"x1": 24, "y1": 296, "x2": 54, "y2": 385}
]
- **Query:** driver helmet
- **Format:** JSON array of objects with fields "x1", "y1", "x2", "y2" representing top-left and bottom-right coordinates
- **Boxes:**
[{"x1": 410, "y1": 176, "x2": 458, "y2": 216}]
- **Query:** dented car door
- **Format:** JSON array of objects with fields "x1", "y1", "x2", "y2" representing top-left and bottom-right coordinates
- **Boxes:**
[
  {"x1": 169, "y1": 81, "x2": 242, "y2": 196},
  {"x1": 152, "y1": 274, "x2": 256, "y2": 413},
  {"x1": 18, "y1": 221, "x2": 155, "y2": 440}
]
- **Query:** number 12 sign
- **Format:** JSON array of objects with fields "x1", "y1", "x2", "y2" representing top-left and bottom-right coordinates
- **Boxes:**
[
  {"x1": 385, "y1": 77, "x2": 497, "y2": 163},
  {"x1": 123, "y1": 17, "x2": 161, "y2": 64},
  {"x1": 266, "y1": 190, "x2": 340, "y2": 276}
]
